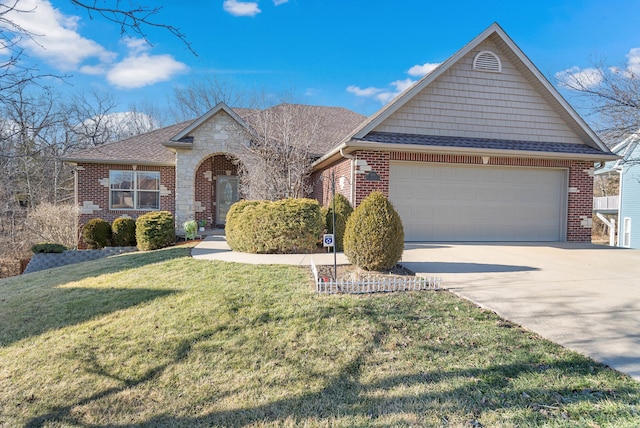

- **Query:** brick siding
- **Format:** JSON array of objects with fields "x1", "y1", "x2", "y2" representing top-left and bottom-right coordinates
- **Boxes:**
[
  {"x1": 76, "y1": 163, "x2": 175, "y2": 248},
  {"x1": 321, "y1": 150, "x2": 594, "y2": 242},
  {"x1": 310, "y1": 158, "x2": 352, "y2": 206},
  {"x1": 194, "y1": 155, "x2": 238, "y2": 228}
]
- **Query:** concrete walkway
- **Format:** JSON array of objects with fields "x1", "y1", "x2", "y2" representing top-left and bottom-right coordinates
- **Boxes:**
[
  {"x1": 191, "y1": 235, "x2": 349, "y2": 265},
  {"x1": 193, "y1": 236, "x2": 640, "y2": 382}
]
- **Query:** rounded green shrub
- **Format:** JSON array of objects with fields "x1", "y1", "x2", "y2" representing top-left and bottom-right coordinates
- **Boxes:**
[
  {"x1": 343, "y1": 191, "x2": 404, "y2": 271},
  {"x1": 135, "y1": 211, "x2": 175, "y2": 251},
  {"x1": 226, "y1": 198, "x2": 322, "y2": 254},
  {"x1": 31, "y1": 242, "x2": 67, "y2": 253},
  {"x1": 225, "y1": 200, "x2": 263, "y2": 251},
  {"x1": 82, "y1": 218, "x2": 112, "y2": 249},
  {"x1": 325, "y1": 193, "x2": 353, "y2": 252},
  {"x1": 112, "y1": 217, "x2": 137, "y2": 247}
]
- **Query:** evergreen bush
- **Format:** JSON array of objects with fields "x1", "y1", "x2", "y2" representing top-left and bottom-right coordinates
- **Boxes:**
[
  {"x1": 226, "y1": 198, "x2": 322, "y2": 253},
  {"x1": 112, "y1": 217, "x2": 137, "y2": 247},
  {"x1": 31, "y1": 243, "x2": 67, "y2": 253},
  {"x1": 136, "y1": 211, "x2": 175, "y2": 251},
  {"x1": 343, "y1": 191, "x2": 404, "y2": 271},
  {"x1": 82, "y1": 218, "x2": 112, "y2": 249},
  {"x1": 325, "y1": 193, "x2": 353, "y2": 251}
]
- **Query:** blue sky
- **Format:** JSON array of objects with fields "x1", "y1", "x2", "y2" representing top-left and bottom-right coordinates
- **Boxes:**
[{"x1": 9, "y1": 0, "x2": 640, "y2": 121}]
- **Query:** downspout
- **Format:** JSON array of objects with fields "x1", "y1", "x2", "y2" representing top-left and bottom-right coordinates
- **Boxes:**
[
  {"x1": 616, "y1": 164, "x2": 624, "y2": 247},
  {"x1": 339, "y1": 148, "x2": 355, "y2": 205}
]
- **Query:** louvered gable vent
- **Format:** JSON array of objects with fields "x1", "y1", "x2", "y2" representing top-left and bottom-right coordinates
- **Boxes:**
[{"x1": 473, "y1": 50, "x2": 502, "y2": 72}]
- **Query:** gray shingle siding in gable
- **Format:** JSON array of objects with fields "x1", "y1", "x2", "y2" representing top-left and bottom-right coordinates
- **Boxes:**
[{"x1": 374, "y1": 38, "x2": 584, "y2": 145}]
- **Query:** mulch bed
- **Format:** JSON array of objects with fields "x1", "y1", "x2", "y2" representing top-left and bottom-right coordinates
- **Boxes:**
[{"x1": 315, "y1": 263, "x2": 415, "y2": 282}]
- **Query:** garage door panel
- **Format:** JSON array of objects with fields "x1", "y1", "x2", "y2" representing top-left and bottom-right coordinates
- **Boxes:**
[{"x1": 389, "y1": 162, "x2": 567, "y2": 242}]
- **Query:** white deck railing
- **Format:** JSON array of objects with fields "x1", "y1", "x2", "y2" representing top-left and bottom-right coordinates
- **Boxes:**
[{"x1": 593, "y1": 196, "x2": 619, "y2": 211}]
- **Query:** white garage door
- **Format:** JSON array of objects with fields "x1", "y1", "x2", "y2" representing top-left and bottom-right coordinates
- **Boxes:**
[{"x1": 389, "y1": 162, "x2": 567, "y2": 241}]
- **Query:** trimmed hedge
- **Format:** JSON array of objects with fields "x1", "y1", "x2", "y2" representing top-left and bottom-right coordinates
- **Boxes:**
[
  {"x1": 226, "y1": 198, "x2": 323, "y2": 254},
  {"x1": 31, "y1": 242, "x2": 67, "y2": 254},
  {"x1": 325, "y1": 193, "x2": 353, "y2": 252},
  {"x1": 136, "y1": 211, "x2": 175, "y2": 251},
  {"x1": 343, "y1": 191, "x2": 404, "y2": 271},
  {"x1": 112, "y1": 217, "x2": 137, "y2": 247},
  {"x1": 82, "y1": 218, "x2": 112, "y2": 249}
]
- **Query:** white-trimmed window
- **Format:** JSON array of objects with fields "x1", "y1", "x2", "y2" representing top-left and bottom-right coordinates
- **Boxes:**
[
  {"x1": 110, "y1": 170, "x2": 160, "y2": 210},
  {"x1": 623, "y1": 217, "x2": 632, "y2": 248}
]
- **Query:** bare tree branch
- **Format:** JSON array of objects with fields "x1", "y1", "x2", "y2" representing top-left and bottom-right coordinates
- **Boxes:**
[
  {"x1": 69, "y1": 0, "x2": 196, "y2": 55},
  {"x1": 237, "y1": 100, "x2": 322, "y2": 200},
  {"x1": 557, "y1": 61, "x2": 640, "y2": 143}
]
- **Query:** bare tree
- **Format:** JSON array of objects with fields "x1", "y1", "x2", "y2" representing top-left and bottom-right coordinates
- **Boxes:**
[
  {"x1": 64, "y1": 89, "x2": 160, "y2": 150},
  {"x1": 557, "y1": 62, "x2": 640, "y2": 143},
  {"x1": 170, "y1": 75, "x2": 246, "y2": 121},
  {"x1": 238, "y1": 102, "x2": 322, "y2": 200}
]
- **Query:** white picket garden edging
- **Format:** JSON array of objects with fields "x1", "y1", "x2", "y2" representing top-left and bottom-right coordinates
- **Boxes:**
[{"x1": 311, "y1": 259, "x2": 441, "y2": 294}]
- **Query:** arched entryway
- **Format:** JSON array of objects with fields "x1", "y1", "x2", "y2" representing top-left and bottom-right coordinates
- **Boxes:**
[{"x1": 194, "y1": 154, "x2": 240, "y2": 228}]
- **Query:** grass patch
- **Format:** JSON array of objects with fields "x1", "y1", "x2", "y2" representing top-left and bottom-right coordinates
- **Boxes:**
[{"x1": 0, "y1": 246, "x2": 638, "y2": 427}]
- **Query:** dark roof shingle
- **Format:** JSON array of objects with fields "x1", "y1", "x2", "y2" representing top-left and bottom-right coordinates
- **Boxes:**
[
  {"x1": 63, "y1": 105, "x2": 365, "y2": 164},
  {"x1": 62, "y1": 121, "x2": 194, "y2": 165},
  {"x1": 358, "y1": 132, "x2": 611, "y2": 156}
]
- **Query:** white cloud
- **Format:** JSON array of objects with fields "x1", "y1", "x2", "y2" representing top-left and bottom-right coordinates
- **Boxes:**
[
  {"x1": 391, "y1": 78, "x2": 415, "y2": 92},
  {"x1": 274, "y1": 0, "x2": 289, "y2": 5},
  {"x1": 4, "y1": 0, "x2": 115, "y2": 71},
  {"x1": 555, "y1": 66, "x2": 604, "y2": 89},
  {"x1": 106, "y1": 47, "x2": 188, "y2": 89},
  {"x1": 347, "y1": 60, "x2": 438, "y2": 104},
  {"x1": 223, "y1": 0, "x2": 261, "y2": 17},
  {"x1": 347, "y1": 85, "x2": 382, "y2": 97},
  {"x1": 626, "y1": 48, "x2": 640, "y2": 76},
  {"x1": 407, "y1": 62, "x2": 440, "y2": 77}
]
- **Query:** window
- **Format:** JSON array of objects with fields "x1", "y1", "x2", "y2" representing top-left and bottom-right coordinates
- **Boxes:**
[
  {"x1": 623, "y1": 217, "x2": 632, "y2": 248},
  {"x1": 110, "y1": 170, "x2": 160, "y2": 210}
]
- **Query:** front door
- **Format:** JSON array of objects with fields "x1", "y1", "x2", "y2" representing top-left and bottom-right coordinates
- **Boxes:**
[{"x1": 216, "y1": 175, "x2": 239, "y2": 225}]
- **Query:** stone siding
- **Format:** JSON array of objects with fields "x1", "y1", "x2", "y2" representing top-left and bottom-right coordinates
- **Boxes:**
[{"x1": 174, "y1": 110, "x2": 249, "y2": 230}]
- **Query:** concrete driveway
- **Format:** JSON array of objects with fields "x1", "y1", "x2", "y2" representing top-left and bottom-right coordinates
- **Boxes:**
[{"x1": 400, "y1": 242, "x2": 640, "y2": 382}]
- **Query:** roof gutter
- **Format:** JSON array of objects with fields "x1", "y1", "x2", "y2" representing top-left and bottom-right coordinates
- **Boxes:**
[
  {"x1": 337, "y1": 140, "x2": 620, "y2": 162},
  {"x1": 60, "y1": 158, "x2": 176, "y2": 167}
]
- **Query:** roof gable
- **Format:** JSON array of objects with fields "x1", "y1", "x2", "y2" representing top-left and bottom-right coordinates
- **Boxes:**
[
  {"x1": 611, "y1": 133, "x2": 640, "y2": 169},
  {"x1": 170, "y1": 102, "x2": 250, "y2": 143},
  {"x1": 351, "y1": 23, "x2": 609, "y2": 154}
]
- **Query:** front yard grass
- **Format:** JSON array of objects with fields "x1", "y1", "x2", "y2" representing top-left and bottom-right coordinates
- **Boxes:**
[{"x1": 0, "y1": 245, "x2": 638, "y2": 427}]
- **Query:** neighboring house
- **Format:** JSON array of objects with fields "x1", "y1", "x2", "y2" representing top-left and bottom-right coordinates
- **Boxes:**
[
  {"x1": 64, "y1": 23, "x2": 616, "y2": 245},
  {"x1": 595, "y1": 134, "x2": 640, "y2": 248}
]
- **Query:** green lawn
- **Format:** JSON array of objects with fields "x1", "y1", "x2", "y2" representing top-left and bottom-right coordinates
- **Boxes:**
[{"x1": 1, "y1": 245, "x2": 639, "y2": 427}]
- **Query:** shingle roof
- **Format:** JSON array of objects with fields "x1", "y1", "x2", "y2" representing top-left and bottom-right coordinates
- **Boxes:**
[
  {"x1": 358, "y1": 132, "x2": 610, "y2": 156},
  {"x1": 62, "y1": 121, "x2": 194, "y2": 165},
  {"x1": 239, "y1": 104, "x2": 366, "y2": 156},
  {"x1": 63, "y1": 105, "x2": 365, "y2": 165}
]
